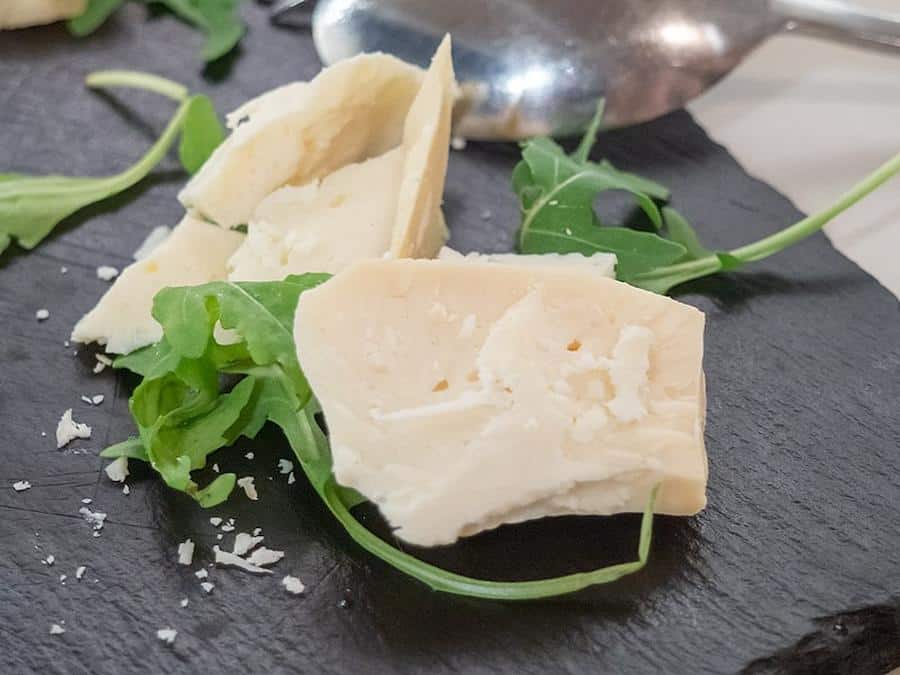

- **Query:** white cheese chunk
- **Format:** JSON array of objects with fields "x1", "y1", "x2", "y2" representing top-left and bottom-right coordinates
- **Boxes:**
[
  {"x1": 295, "y1": 258, "x2": 707, "y2": 546},
  {"x1": 282, "y1": 575, "x2": 305, "y2": 595},
  {"x1": 213, "y1": 546, "x2": 271, "y2": 574},
  {"x1": 438, "y1": 247, "x2": 618, "y2": 277},
  {"x1": 156, "y1": 628, "x2": 177, "y2": 644},
  {"x1": 226, "y1": 37, "x2": 456, "y2": 281},
  {"x1": 389, "y1": 36, "x2": 455, "y2": 260},
  {"x1": 236, "y1": 476, "x2": 258, "y2": 501},
  {"x1": 96, "y1": 266, "x2": 119, "y2": 281},
  {"x1": 13, "y1": 480, "x2": 31, "y2": 492},
  {"x1": 0, "y1": 0, "x2": 85, "y2": 29},
  {"x1": 56, "y1": 409, "x2": 91, "y2": 448},
  {"x1": 177, "y1": 539, "x2": 195, "y2": 566},
  {"x1": 104, "y1": 457, "x2": 129, "y2": 483},
  {"x1": 71, "y1": 215, "x2": 244, "y2": 354},
  {"x1": 49, "y1": 623, "x2": 66, "y2": 636},
  {"x1": 179, "y1": 53, "x2": 424, "y2": 229},
  {"x1": 232, "y1": 532, "x2": 263, "y2": 557}
]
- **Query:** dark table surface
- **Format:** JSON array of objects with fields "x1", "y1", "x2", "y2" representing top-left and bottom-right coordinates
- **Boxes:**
[{"x1": 1, "y1": 4, "x2": 899, "y2": 675}]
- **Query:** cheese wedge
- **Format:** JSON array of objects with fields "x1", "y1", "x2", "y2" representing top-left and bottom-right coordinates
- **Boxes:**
[
  {"x1": 72, "y1": 216, "x2": 244, "y2": 354},
  {"x1": 295, "y1": 258, "x2": 707, "y2": 547},
  {"x1": 178, "y1": 53, "x2": 424, "y2": 229},
  {"x1": 227, "y1": 37, "x2": 456, "y2": 281},
  {"x1": 0, "y1": 0, "x2": 86, "y2": 29}
]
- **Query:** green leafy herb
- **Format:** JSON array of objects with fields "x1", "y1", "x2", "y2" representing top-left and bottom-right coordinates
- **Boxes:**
[
  {"x1": 69, "y1": 0, "x2": 244, "y2": 63},
  {"x1": 68, "y1": 0, "x2": 125, "y2": 36},
  {"x1": 515, "y1": 101, "x2": 900, "y2": 294},
  {"x1": 113, "y1": 276, "x2": 657, "y2": 598},
  {"x1": 0, "y1": 71, "x2": 222, "y2": 256}
]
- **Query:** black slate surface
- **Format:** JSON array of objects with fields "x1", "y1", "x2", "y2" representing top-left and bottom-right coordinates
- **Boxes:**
[{"x1": 1, "y1": 5, "x2": 899, "y2": 675}]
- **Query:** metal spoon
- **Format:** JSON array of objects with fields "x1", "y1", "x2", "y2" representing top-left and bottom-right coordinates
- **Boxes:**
[{"x1": 272, "y1": 0, "x2": 900, "y2": 140}]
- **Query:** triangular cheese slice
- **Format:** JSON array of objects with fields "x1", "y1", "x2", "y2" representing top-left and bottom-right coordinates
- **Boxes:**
[
  {"x1": 71, "y1": 215, "x2": 244, "y2": 354},
  {"x1": 227, "y1": 37, "x2": 457, "y2": 281},
  {"x1": 295, "y1": 257, "x2": 707, "y2": 546},
  {"x1": 390, "y1": 35, "x2": 456, "y2": 259}
]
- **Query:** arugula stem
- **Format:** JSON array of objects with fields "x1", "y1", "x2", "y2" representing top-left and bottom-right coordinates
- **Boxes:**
[
  {"x1": 319, "y1": 479, "x2": 656, "y2": 601},
  {"x1": 78, "y1": 98, "x2": 192, "y2": 199},
  {"x1": 636, "y1": 150, "x2": 900, "y2": 283},
  {"x1": 86, "y1": 70, "x2": 189, "y2": 103}
]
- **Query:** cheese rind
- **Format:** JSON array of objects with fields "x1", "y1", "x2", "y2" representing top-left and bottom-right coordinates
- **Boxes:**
[
  {"x1": 295, "y1": 258, "x2": 707, "y2": 547},
  {"x1": 0, "y1": 0, "x2": 86, "y2": 29},
  {"x1": 71, "y1": 215, "x2": 244, "y2": 354}
]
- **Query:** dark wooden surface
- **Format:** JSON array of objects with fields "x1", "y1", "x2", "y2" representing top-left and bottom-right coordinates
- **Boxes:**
[{"x1": 1, "y1": 5, "x2": 898, "y2": 675}]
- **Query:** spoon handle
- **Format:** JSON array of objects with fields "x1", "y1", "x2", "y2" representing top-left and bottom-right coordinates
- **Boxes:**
[{"x1": 773, "y1": 0, "x2": 900, "y2": 52}]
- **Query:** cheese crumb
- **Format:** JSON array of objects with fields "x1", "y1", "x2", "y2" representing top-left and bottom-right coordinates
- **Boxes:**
[
  {"x1": 236, "y1": 476, "x2": 258, "y2": 501},
  {"x1": 200, "y1": 581, "x2": 215, "y2": 594},
  {"x1": 214, "y1": 546, "x2": 272, "y2": 574},
  {"x1": 177, "y1": 539, "x2": 195, "y2": 566},
  {"x1": 156, "y1": 628, "x2": 177, "y2": 644},
  {"x1": 246, "y1": 547, "x2": 284, "y2": 568},
  {"x1": 43, "y1": 555, "x2": 55, "y2": 566},
  {"x1": 36, "y1": 309, "x2": 50, "y2": 321},
  {"x1": 76, "y1": 566, "x2": 86, "y2": 580},
  {"x1": 287, "y1": 472, "x2": 295, "y2": 485},
  {"x1": 81, "y1": 498, "x2": 92, "y2": 504},
  {"x1": 133, "y1": 225, "x2": 172, "y2": 260},
  {"x1": 212, "y1": 463, "x2": 220, "y2": 473},
  {"x1": 252, "y1": 527, "x2": 262, "y2": 536},
  {"x1": 220, "y1": 523, "x2": 235, "y2": 533},
  {"x1": 209, "y1": 517, "x2": 223, "y2": 527},
  {"x1": 282, "y1": 575, "x2": 305, "y2": 595},
  {"x1": 96, "y1": 266, "x2": 119, "y2": 281},
  {"x1": 92, "y1": 394, "x2": 105, "y2": 406},
  {"x1": 104, "y1": 457, "x2": 129, "y2": 483},
  {"x1": 180, "y1": 598, "x2": 189, "y2": 608},
  {"x1": 59, "y1": 574, "x2": 67, "y2": 583},
  {"x1": 79, "y1": 506, "x2": 107, "y2": 533},
  {"x1": 244, "y1": 452, "x2": 254, "y2": 460},
  {"x1": 277, "y1": 459, "x2": 293, "y2": 475},
  {"x1": 13, "y1": 480, "x2": 31, "y2": 492},
  {"x1": 232, "y1": 532, "x2": 263, "y2": 557},
  {"x1": 93, "y1": 354, "x2": 113, "y2": 374},
  {"x1": 60, "y1": 266, "x2": 68, "y2": 274},
  {"x1": 122, "y1": 485, "x2": 130, "y2": 495},
  {"x1": 49, "y1": 624, "x2": 66, "y2": 635},
  {"x1": 450, "y1": 136, "x2": 467, "y2": 151},
  {"x1": 56, "y1": 409, "x2": 92, "y2": 448},
  {"x1": 194, "y1": 569, "x2": 208, "y2": 580}
]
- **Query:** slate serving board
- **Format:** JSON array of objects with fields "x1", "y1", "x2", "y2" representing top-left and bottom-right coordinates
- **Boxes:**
[{"x1": 1, "y1": 5, "x2": 898, "y2": 674}]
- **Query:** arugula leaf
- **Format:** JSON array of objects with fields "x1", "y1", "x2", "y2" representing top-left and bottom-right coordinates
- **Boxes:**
[
  {"x1": 516, "y1": 100, "x2": 900, "y2": 294},
  {"x1": 114, "y1": 275, "x2": 329, "y2": 504},
  {"x1": 69, "y1": 0, "x2": 244, "y2": 63},
  {"x1": 113, "y1": 275, "x2": 657, "y2": 598},
  {"x1": 0, "y1": 71, "x2": 222, "y2": 256},
  {"x1": 147, "y1": 0, "x2": 244, "y2": 62},
  {"x1": 179, "y1": 95, "x2": 225, "y2": 174},
  {"x1": 68, "y1": 0, "x2": 125, "y2": 36}
]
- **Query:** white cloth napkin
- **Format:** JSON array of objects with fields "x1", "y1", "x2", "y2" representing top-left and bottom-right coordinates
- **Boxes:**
[{"x1": 688, "y1": 6, "x2": 900, "y2": 299}]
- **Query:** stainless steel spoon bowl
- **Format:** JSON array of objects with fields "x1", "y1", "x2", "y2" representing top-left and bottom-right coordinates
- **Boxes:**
[{"x1": 297, "y1": 0, "x2": 900, "y2": 140}]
